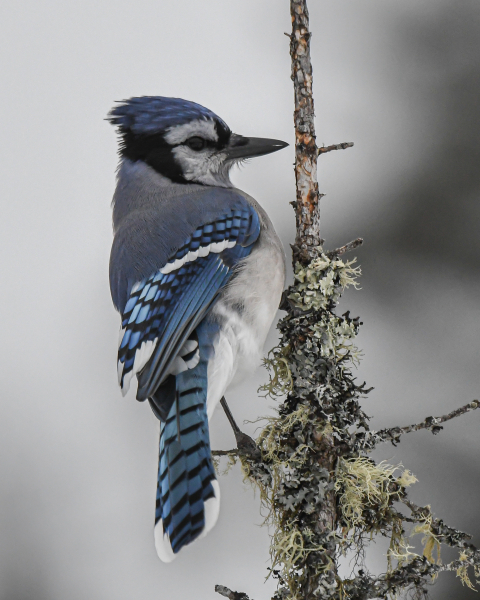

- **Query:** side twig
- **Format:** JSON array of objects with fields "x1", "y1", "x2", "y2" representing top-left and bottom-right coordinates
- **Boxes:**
[
  {"x1": 373, "y1": 400, "x2": 479, "y2": 445},
  {"x1": 340, "y1": 555, "x2": 478, "y2": 600},
  {"x1": 325, "y1": 237, "x2": 363, "y2": 258},
  {"x1": 215, "y1": 585, "x2": 253, "y2": 600},
  {"x1": 212, "y1": 449, "x2": 238, "y2": 457},
  {"x1": 402, "y1": 498, "x2": 473, "y2": 547},
  {"x1": 318, "y1": 142, "x2": 354, "y2": 155}
]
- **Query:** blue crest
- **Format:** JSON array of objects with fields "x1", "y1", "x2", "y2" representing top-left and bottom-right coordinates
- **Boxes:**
[{"x1": 108, "y1": 96, "x2": 230, "y2": 135}]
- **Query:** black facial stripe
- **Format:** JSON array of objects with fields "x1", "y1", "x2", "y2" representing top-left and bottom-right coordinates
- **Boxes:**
[
  {"x1": 215, "y1": 119, "x2": 231, "y2": 147},
  {"x1": 118, "y1": 120, "x2": 232, "y2": 182},
  {"x1": 119, "y1": 130, "x2": 187, "y2": 183}
]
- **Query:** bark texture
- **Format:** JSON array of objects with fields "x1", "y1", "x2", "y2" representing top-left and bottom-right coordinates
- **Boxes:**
[
  {"x1": 290, "y1": 0, "x2": 322, "y2": 256},
  {"x1": 290, "y1": 3, "x2": 336, "y2": 595}
]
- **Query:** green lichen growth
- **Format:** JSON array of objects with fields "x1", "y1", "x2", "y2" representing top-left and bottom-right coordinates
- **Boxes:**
[
  {"x1": 456, "y1": 550, "x2": 480, "y2": 591},
  {"x1": 288, "y1": 256, "x2": 360, "y2": 311},
  {"x1": 335, "y1": 457, "x2": 417, "y2": 532},
  {"x1": 216, "y1": 247, "x2": 475, "y2": 600},
  {"x1": 240, "y1": 249, "x2": 370, "y2": 599},
  {"x1": 212, "y1": 452, "x2": 238, "y2": 477},
  {"x1": 260, "y1": 345, "x2": 294, "y2": 399}
]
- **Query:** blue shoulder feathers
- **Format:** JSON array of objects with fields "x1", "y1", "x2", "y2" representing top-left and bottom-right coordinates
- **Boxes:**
[{"x1": 110, "y1": 186, "x2": 258, "y2": 311}]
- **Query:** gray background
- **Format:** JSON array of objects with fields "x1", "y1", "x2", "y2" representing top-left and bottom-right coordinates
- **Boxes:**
[{"x1": 1, "y1": 0, "x2": 479, "y2": 598}]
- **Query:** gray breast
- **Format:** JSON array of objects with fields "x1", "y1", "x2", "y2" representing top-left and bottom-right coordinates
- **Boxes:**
[{"x1": 206, "y1": 190, "x2": 286, "y2": 405}]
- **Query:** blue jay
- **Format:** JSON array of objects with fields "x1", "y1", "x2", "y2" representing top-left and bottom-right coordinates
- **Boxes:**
[{"x1": 108, "y1": 96, "x2": 287, "y2": 561}]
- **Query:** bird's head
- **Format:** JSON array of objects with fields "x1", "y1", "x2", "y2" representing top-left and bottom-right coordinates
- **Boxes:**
[{"x1": 108, "y1": 96, "x2": 288, "y2": 187}]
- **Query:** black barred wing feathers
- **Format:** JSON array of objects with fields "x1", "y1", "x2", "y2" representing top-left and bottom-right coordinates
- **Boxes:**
[{"x1": 117, "y1": 205, "x2": 260, "y2": 400}]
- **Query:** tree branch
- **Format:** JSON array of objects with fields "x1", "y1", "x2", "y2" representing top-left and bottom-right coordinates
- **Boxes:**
[
  {"x1": 401, "y1": 498, "x2": 473, "y2": 547},
  {"x1": 325, "y1": 237, "x2": 364, "y2": 258},
  {"x1": 288, "y1": 4, "x2": 340, "y2": 598},
  {"x1": 290, "y1": 0, "x2": 320, "y2": 255},
  {"x1": 318, "y1": 142, "x2": 354, "y2": 155},
  {"x1": 215, "y1": 585, "x2": 253, "y2": 600},
  {"x1": 438, "y1": 551, "x2": 480, "y2": 575},
  {"x1": 212, "y1": 449, "x2": 238, "y2": 457},
  {"x1": 342, "y1": 557, "x2": 437, "y2": 599},
  {"x1": 373, "y1": 400, "x2": 479, "y2": 445},
  {"x1": 340, "y1": 550, "x2": 480, "y2": 600}
]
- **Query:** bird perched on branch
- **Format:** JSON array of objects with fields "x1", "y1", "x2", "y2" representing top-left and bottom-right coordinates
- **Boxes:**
[{"x1": 108, "y1": 96, "x2": 287, "y2": 561}]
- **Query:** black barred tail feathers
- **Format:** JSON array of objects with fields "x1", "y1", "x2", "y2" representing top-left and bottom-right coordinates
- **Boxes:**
[{"x1": 153, "y1": 322, "x2": 219, "y2": 561}]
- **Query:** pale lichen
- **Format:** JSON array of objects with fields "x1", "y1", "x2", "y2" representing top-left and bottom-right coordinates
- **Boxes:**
[
  {"x1": 387, "y1": 516, "x2": 420, "y2": 573},
  {"x1": 217, "y1": 247, "x2": 477, "y2": 600},
  {"x1": 410, "y1": 513, "x2": 442, "y2": 568},
  {"x1": 259, "y1": 345, "x2": 294, "y2": 399},
  {"x1": 240, "y1": 250, "x2": 369, "y2": 599},
  {"x1": 456, "y1": 550, "x2": 480, "y2": 590},
  {"x1": 335, "y1": 458, "x2": 416, "y2": 532},
  {"x1": 287, "y1": 256, "x2": 361, "y2": 311}
]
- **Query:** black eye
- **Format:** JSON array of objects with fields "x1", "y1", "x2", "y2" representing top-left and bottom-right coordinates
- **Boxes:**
[{"x1": 185, "y1": 136, "x2": 206, "y2": 151}]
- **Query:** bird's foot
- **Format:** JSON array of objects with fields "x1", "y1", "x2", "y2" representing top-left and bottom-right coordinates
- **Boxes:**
[{"x1": 220, "y1": 397, "x2": 262, "y2": 460}]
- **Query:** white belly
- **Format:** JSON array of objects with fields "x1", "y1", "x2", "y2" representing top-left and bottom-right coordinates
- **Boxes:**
[{"x1": 205, "y1": 235, "x2": 286, "y2": 419}]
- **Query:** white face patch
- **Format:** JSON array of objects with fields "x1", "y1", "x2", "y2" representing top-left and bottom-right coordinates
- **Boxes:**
[
  {"x1": 164, "y1": 118, "x2": 218, "y2": 145},
  {"x1": 171, "y1": 145, "x2": 232, "y2": 187},
  {"x1": 164, "y1": 117, "x2": 234, "y2": 186}
]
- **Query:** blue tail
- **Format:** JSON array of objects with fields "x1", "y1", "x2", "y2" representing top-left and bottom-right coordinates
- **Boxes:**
[{"x1": 152, "y1": 323, "x2": 219, "y2": 561}]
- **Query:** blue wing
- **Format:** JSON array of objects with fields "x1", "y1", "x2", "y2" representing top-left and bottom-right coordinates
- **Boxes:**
[{"x1": 116, "y1": 204, "x2": 260, "y2": 400}]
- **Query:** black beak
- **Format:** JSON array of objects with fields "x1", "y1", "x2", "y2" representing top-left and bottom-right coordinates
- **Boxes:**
[{"x1": 226, "y1": 134, "x2": 289, "y2": 160}]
